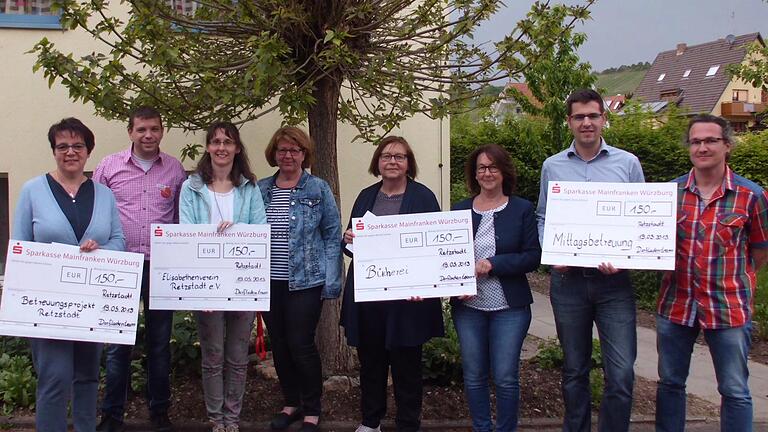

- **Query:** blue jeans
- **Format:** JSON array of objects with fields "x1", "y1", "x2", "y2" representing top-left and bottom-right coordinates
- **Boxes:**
[
  {"x1": 549, "y1": 269, "x2": 636, "y2": 432},
  {"x1": 452, "y1": 303, "x2": 531, "y2": 432},
  {"x1": 30, "y1": 338, "x2": 102, "y2": 432},
  {"x1": 102, "y1": 261, "x2": 174, "y2": 420},
  {"x1": 655, "y1": 315, "x2": 752, "y2": 432}
]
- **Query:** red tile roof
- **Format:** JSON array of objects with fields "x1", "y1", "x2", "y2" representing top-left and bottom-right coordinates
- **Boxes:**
[{"x1": 633, "y1": 33, "x2": 763, "y2": 114}]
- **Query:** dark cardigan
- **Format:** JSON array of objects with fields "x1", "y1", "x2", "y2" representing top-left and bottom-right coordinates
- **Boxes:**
[
  {"x1": 450, "y1": 195, "x2": 542, "y2": 309},
  {"x1": 340, "y1": 179, "x2": 446, "y2": 348}
]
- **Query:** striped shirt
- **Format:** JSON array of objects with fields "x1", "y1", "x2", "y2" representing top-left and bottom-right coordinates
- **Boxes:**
[
  {"x1": 266, "y1": 186, "x2": 291, "y2": 280},
  {"x1": 93, "y1": 148, "x2": 186, "y2": 259},
  {"x1": 658, "y1": 166, "x2": 768, "y2": 329}
]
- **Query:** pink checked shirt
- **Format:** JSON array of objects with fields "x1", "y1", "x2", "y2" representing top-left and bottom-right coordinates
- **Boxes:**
[{"x1": 93, "y1": 148, "x2": 187, "y2": 259}]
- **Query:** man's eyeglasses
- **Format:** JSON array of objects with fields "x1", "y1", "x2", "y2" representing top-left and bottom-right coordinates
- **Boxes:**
[
  {"x1": 380, "y1": 153, "x2": 407, "y2": 162},
  {"x1": 569, "y1": 113, "x2": 602, "y2": 122},
  {"x1": 476, "y1": 165, "x2": 500, "y2": 174},
  {"x1": 54, "y1": 144, "x2": 87, "y2": 153},
  {"x1": 688, "y1": 137, "x2": 726, "y2": 147},
  {"x1": 276, "y1": 148, "x2": 304, "y2": 156}
]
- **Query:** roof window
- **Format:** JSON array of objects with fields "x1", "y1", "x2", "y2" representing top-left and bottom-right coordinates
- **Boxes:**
[
  {"x1": 657, "y1": 73, "x2": 666, "y2": 81},
  {"x1": 682, "y1": 69, "x2": 691, "y2": 78},
  {"x1": 706, "y1": 65, "x2": 719, "y2": 77}
]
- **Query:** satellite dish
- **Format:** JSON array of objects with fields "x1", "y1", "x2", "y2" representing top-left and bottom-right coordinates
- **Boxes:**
[{"x1": 726, "y1": 34, "x2": 736, "y2": 45}]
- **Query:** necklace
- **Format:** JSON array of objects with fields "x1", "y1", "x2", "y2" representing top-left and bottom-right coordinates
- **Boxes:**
[{"x1": 52, "y1": 172, "x2": 84, "y2": 199}]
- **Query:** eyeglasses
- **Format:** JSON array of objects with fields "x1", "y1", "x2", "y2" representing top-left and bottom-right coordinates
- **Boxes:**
[
  {"x1": 210, "y1": 139, "x2": 235, "y2": 147},
  {"x1": 380, "y1": 153, "x2": 407, "y2": 162},
  {"x1": 54, "y1": 144, "x2": 87, "y2": 153},
  {"x1": 276, "y1": 148, "x2": 304, "y2": 157},
  {"x1": 688, "y1": 137, "x2": 726, "y2": 147},
  {"x1": 476, "y1": 165, "x2": 500, "y2": 174},
  {"x1": 569, "y1": 113, "x2": 602, "y2": 122}
]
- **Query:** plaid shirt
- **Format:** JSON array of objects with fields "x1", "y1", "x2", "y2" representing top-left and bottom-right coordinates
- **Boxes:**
[
  {"x1": 93, "y1": 147, "x2": 186, "y2": 259},
  {"x1": 658, "y1": 166, "x2": 768, "y2": 329}
]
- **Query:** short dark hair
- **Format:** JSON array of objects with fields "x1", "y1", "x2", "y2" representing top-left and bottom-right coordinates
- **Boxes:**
[
  {"x1": 566, "y1": 89, "x2": 605, "y2": 115},
  {"x1": 464, "y1": 144, "x2": 517, "y2": 196},
  {"x1": 684, "y1": 114, "x2": 734, "y2": 145},
  {"x1": 368, "y1": 136, "x2": 418, "y2": 179},
  {"x1": 195, "y1": 121, "x2": 256, "y2": 186},
  {"x1": 48, "y1": 117, "x2": 95, "y2": 154},
  {"x1": 264, "y1": 126, "x2": 314, "y2": 169},
  {"x1": 128, "y1": 106, "x2": 163, "y2": 131}
]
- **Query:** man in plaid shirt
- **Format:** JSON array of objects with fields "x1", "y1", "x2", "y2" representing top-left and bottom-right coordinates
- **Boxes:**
[
  {"x1": 656, "y1": 114, "x2": 768, "y2": 432},
  {"x1": 94, "y1": 107, "x2": 187, "y2": 432}
]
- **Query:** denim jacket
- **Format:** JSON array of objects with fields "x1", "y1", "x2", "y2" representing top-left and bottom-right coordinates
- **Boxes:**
[
  {"x1": 179, "y1": 173, "x2": 266, "y2": 225},
  {"x1": 258, "y1": 170, "x2": 342, "y2": 299}
]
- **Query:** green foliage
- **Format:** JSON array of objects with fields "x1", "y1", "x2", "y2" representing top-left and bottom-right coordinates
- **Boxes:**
[
  {"x1": 503, "y1": 21, "x2": 595, "y2": 149},
  {"x1": 422, "y1": 303, "x2": 463, "y2": 386},
  {"x1": 603, "y1": 102, "x2": 691, "y2": 183},
  {"x1": 727, "y1": 41, "x2": 768, "y2": 92},
  {"x1": 754, "y1": 268, "x2": 768, "y2": 339},
  {"x1": 450, "y1": 114, "x2": 553, "y2": 205},
  {"x1": 0, "y1": 354, "x2": 36, "y2": 414},
  {"x1": 169, "y1": 312, "x2": 201, "y2": 376},
  {"x1": 534, "y1": 338, "x2": 603, "y2": 409},
  {"x1": 730, "y1": 131, "x2": 768, "y2": 188},
  {"x1": 0, "y1": 337, "x2": 30, "y2": 360},
  {"x1": 630, "y1": 270, "x2": 663, "y2": 312},
  {"x1": 594, "y1": 69, "x2": 647, "y2": 97}
]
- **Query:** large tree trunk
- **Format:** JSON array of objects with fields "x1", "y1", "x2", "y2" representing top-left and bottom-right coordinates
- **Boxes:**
[{"x1": 308, "y1": 73, "x2": 356, "y2": 375}]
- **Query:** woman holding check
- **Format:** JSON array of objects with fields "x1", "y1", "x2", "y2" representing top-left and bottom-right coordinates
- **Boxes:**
[
  {"x1": 179, "y1": 121, "x2": 266, "y2": 432},
  {"x1": 341, "y1": 136, "x2": 444, "y2": 432},
  {"x1": 13, "y1": 118, "x2": 125, "y2": 431},
  {"x1": 451, "y1": 144, "x2": 541, "y2": 432}
]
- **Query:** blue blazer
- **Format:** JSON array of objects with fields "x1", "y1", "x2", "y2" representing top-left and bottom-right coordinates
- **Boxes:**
[{"x1": 451, "y1": 195, "x2": 541, "y2": 308}]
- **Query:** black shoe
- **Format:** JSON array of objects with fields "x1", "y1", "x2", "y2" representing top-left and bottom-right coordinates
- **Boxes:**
[
  {"x1": 150, "y1": 412, "x2": 173, "y2": 432},
  {"x1": 298, "y1": 421, "x2": 320, "y2": 432},
  {"x1": 96, "y1": 416, "x2": 125, "y2": 432},
  {"x1": 270, "y1": 410, "x2": 303, "y2": 430}
]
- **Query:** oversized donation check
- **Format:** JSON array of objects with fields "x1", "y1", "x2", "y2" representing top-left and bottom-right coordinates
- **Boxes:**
[
  {"x1": 0, "y1": 241, "x2": 144, "y2": 345},
  {"x1": 541, "y1": 181, "x2": 678, "y2": 270},
  {"x1": 352, "y1": 210, "x2": 477, "y2": 302},
  {"x1": 150, "y1": 224, "x2": 270, "y2": 311}
]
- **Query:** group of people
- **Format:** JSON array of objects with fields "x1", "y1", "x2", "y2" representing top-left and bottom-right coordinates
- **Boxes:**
[{"x1": 10, "y1": 87, "x2": 768, "y2": 432}]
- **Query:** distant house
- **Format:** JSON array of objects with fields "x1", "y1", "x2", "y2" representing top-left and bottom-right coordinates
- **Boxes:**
[
  {"x1": 490, "y1": 82, "x2": 542, "y2": 122},
  {"x1": 633, "y1": 32, "x2": 766, "y2": 131},
  {"x1": 604, "y1": 94, "x2": 626, "y2": 113}
]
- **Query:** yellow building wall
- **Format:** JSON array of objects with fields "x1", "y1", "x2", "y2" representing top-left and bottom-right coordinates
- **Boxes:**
[
  {"x1": 711, "y1": 47, "x2": 765, "y2": 119},
  {"x1": 0, "y1": 20, "x2": 451, "y2": 260}
]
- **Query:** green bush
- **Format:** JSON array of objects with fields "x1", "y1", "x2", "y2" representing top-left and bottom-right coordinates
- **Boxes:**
[
  {"x1": 754, "y1": 268, "x2": 768, "y2": 339},
  {"x1": 730, "y1": 131, "x2": 768, "y2": 188},
  {"x1": 534, "y1": 338, "x2": 603, "y2": 409},
  {"x1": 0, "y1": 353, "x2": 36, "y2": 414},
  {"x1": 422, "y1": 303, "x2": 463, "y2": 386},
  {"x1": 169, "y1": 312, "x2": 201, "y2": 376},
  {"x1": 630, "y1": 270, "x2": 663, "y2": 312}
]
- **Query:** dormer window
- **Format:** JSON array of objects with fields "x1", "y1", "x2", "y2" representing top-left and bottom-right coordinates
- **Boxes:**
[
  {"x1": 657, "y1": 73, "x2": 666, "y2": 82},
  {"x1": 682, "y1": 69, "x2": 691, "y2": 78},
  {"x1": 706, "y1": 65, "x2": 720, "y2": 77}
]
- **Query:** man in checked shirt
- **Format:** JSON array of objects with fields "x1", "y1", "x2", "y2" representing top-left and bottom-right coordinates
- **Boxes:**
[
  {"x1": 94, "y1": 106, "x2": 187, "y2": 432},
  {"x1": 656, "y1": 114, "x2": 768, "y2": 432}
]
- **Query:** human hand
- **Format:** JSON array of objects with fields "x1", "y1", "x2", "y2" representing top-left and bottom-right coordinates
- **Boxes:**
[
  {"x1": 217, "y1": 221, "x2": 234, "y2": 233},
  {"x1": 475, "y1": 259, "x2": 493, "y2": 277},
  {"x1": 457, "y1": 295, "x2": 475, "y2": 301},
  {"x1": 343, "y1": 229, "x2": 355, "y2": 244},
  {"x1": 79, "y1": 239, "x2": 100, "y2": 252},
  {"x1": 407, "y1": 296, "x2": 424, "y2": 302},
  {"x1": 597, "y1": 262, "x2": 620, "y2": 275},
  {"x1": 552, "y1": 265, "x2": 569, "y2": 273}
]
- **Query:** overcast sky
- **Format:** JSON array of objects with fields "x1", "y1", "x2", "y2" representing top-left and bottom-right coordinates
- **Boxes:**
[{"x1": 475, "y1": 0, "x2": 768, "y2": 72}]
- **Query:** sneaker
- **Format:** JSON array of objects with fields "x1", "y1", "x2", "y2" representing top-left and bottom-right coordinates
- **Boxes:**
[
  {"x1": 354, "y1": 425, "x2": 381, "y2": 432},
  {"x1": 212, "y1": 425, "x2": 226, "y2": 432},
  {"x1": 225, "y1": 425, "x2": 239, "y2": 432},
  {"x1": 299, "y1": 421, "x2": 320, "y2": 432},
  {"x1": 150, "y1": 412, "x2": 174, "y2": 432},
  {"x1": 96, "y1": 416, "x2": 125, "y2": 432}
]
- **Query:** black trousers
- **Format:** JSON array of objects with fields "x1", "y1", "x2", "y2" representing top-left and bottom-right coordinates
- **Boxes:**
[
  {"x1": 262, "y1": 280, "x2": 323, "y2": 416},
  {"x1": 357, "y1": 302, "x2": 424, "y2": 432}
]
